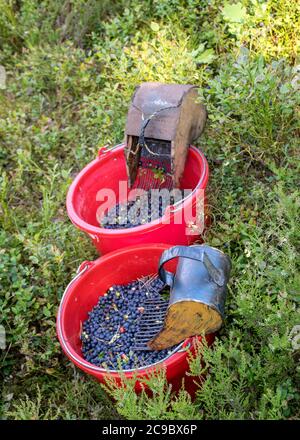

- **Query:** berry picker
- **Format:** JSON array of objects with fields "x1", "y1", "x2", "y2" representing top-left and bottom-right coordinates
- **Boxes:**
[{"x1": 125, "y1": 82, "x2": 207, "y2": 190}]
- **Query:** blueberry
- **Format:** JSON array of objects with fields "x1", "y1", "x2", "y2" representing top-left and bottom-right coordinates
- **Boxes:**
[
  {"x1": 81, "y1": 278, "x2": 178, "y2": 370},
  {"x1": 101, "y1": 190, "x2": 184, "y2": 229}
]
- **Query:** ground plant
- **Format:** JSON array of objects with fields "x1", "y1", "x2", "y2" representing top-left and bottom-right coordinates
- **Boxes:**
[{"x1": 0, "y1": 0, "x2": 299, "y2": 420}]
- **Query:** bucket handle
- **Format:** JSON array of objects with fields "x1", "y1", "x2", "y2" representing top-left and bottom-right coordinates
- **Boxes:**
[
  {"x1": 158, "y1": 245, "x2": 226, "y2": 288},
  {"x1": 98, "y1": 143, "x2": 123, "y2": 158}
]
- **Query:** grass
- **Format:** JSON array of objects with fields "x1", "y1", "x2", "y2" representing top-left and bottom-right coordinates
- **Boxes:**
[{"x1": 0, "y1": 0, "x2": 299, "y2": 420}]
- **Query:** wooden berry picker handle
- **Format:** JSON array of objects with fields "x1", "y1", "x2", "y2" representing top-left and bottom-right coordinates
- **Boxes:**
[{"x1": 148, "y1": 245, "x2": 231, "y2": 350}]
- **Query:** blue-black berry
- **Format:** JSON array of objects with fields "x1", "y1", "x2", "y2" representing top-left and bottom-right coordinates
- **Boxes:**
[{"x1": 81, "y1": 277, "x2": 175, "y2": 370}]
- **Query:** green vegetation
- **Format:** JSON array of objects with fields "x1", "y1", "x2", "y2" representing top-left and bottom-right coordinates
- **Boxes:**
[{"x1": 0, "y1": 0, "x2": 299, "y2": 420}]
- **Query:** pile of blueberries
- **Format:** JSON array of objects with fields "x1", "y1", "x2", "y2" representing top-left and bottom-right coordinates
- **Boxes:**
[
  {"x1": 101, "y1": 190, "x2": 185, "y2": 229},
  {"x1": 81, "y1": 277, "x2": 175, "y2": 370}
]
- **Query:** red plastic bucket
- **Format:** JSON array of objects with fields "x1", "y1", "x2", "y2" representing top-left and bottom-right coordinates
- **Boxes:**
[
  {"x1": 66, "y1": 144, "x2": 209, "y2": 254},
  {"x1": 56, "y1": 244, "x2": 214, "y2": 395}
]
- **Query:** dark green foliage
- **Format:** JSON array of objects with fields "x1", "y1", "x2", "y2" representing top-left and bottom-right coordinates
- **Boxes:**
[{"x1": 0, "y1": 0, "x2": 299, "y2": 420}]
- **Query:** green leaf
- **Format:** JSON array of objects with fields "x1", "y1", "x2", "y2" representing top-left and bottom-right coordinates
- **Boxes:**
[
  {"x1": 0, "y1": 66, "x2": 6, "y2": 90},
  {"x1": 61, "y1": 169, "x2": 69, "y2": 179},
  {"x1": 150, "y1": 22, "x2": 160, "y2": 32},
  {"x1": 43, "y1": 306, "x2": 51, "y2": 318},
  {"x1": 190, "y1": 43, "x2": 205, "y2": 58},
  {"x1": 196, "y1": 48, "x2": 216, "y2": 64},
  {"x1": 211, "y1": 236, "x2": 223, "y2": 246},
  {"x1": 222, "y1": 2, "x2": 247, "y2": 23}
]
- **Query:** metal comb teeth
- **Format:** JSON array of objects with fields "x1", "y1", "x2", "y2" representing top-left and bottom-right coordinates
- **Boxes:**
[
  {"x1": 132, "y1": 295, "x2": 169, "y2": 351},
  {"x1": 138, "y1": 275, "x2": 164, "y2": 296},
  {"x1": 133, "y1": 138, "x2": 173, "y2": 191}
]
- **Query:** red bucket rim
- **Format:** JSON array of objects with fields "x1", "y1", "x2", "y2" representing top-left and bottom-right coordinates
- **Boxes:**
[{"x1": 66, "y1": 144, "x2": 209, "y2": 236}]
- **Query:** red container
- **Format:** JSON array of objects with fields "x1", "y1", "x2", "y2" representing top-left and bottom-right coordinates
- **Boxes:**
[
  {"x1": 66, "y1": 144, "x2": 209, "y2": 255},
  {"x1": 57, "y1": 244, "x2": 214, "y2": 396}
]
